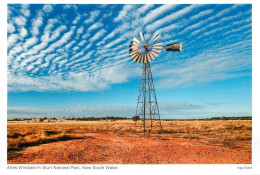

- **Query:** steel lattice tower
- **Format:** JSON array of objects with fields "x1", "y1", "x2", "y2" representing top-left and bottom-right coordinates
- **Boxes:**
[{"x1": 136, "y1": 63, "x2": 162, "y2": 132}]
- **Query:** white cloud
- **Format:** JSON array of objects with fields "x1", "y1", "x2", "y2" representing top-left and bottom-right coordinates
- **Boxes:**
[
  {"x1": 154, "y1": 40, "x2": 251, "y2": 89},
  {"x1": 41, "y1": 28, "x2": 74, "y2": 55},
  {"x1": 20, "y1": 5, "x2": 30, "y2": 17},
  {"x1": 72, "y1": 15, "x2": 81, "y2": 24},
  {"x1": 76, "y1": 27, "x2": 84, "y2": 37},
  {"x1": 7, "y1": 105, "x2": 136, "y2": 118},
  {"x1": 14, "y1": 16, "x2": 27, "y2": 26},
  {"x1": 146, "y1": 4, "x2": 198, "y2": 31},
  {"x1": 19, "y1": 27, "x2": 28, "y2": 39},
  {"x1": 7, "y1": 34, "x2": 19, "y2": 49},
  {"x1": 31, "y1": 27, "x2": 39, "y2": 36},
  {"x1": 87, "y1": 22, "x2": 103, "y2": 32},
  {"x1": 100, "y1": 64, "x2": 131, "y2": 84},
  {"x1": 103, "y1": 37, "x2": 125, "y2": 49},
  {"x1": 42, "y1": 4, "x2": 54, "y2": 13},
  {"x1": 8, "y1": 100, "x2": 250, "y2": 119},
  {"x1": 84, "y1": 10, "x2": 100, "y2": 24},
  {"x1": 8, "y1": 23, "x2": 15, "y2": 33},
  {"x1": 89, "y1": 29, "x2": 106, "y2": 43},
  {"x1": 31, "y1": 16, "x2": 44, "y2": 36},
  {"x1": 33, "y1": 16, "x2": 43, "y2": 27},
  {"x1": 136, "y1": 4, "x2": 154, "y2": 15},
  {"x1": 156, "y1": 23, "x2": 180, "y2": 34},
  {"x1": 189, "y1": 7, "x2": 250, "y2": 37},
  {"x1": 143, "y1": 4, "x2": 177, "y2": 24},
  {"x1": 23, "y1": 37, "x2": 38, "y2": 51},
  {"x1": 190, "y1": 9, "x2": 213, "y2": 21},
  {"x1": 114, "y1": 5, "x2": 134, "y2": 22}
]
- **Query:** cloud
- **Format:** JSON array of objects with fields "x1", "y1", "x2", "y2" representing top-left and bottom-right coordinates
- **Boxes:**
[
  {"x1": 23, "y1": 37, "x2": 38, "y2": 51},
  {"x1": 20, "y1": 7, "x2": 30, "y2": 17},
  {"x1": 72, "y1": 15, "x2": 81, "y2": 25},
  {"x1": 154, "y1": 40, "x2": 251, "y2": 89},
  {"x1": 207, "y1": 102, "x2": 226, "y2": 106},
  {"x1": 100, "y1": 64, "x2": 132, "y2": 84},
  {"x1": 156, "y1": 23, "x2": 180, "y2": 34},
  {"x1": 136, "y1": 4, "x2": 154, "y2": 15},
  {"x1": 89, "y1": 29, "x2": 106, "y2": 43},
  {"x1": 103, "y1": 37, "x2": 125, "y2": 49},
  {"x1": 31, "y1": 16, "x2": 44, "y2": 36},
  {"x1": 6, "y1": 101, "x2": 202, "y2": 119},
  {"x1": 14, "y1": 16, "x2": 27, "y2": 26},
  {"x1": 189, "y1": 9, "x2": 213, "y2": 21},
  {"x1": 87, "y1": 22, "x2": 103, "y2": 32},
  {"x1": 7, "y1": 34, "x2": 19, "y2": 49},
  {"x1": 143, "y1": 4, "x2": 177, "y2": 24},
  {"x1": 7, "y1": 23, "x2": 15, "y2": 33},
  {"x1": 114, "y1": 5, "x2": 134, "y2": 22},
  {"x1": 19, "y1": 27, "x2": 28, "y2": 39},
  {"x1": 84, "y1": 10, "x2": 100, "y2": 24},
  {"x1": 7, "y1": 4, "x2": 252, "y2": 95},
  {"x1": 7, "y1": 105, "x2": 135, "y2": 118},
  {"x1": 8, "y1": 101, "x2": 250, "y2": 119},
  {"x1": 42, "y1": 4, "x2": 54, "y2": 13},
  {"x1": 160, "y1": 102, "x2": 203, "y2": 111},
  {"x1": 146, "y1": 4, "x2": 198, "y2": 31}
]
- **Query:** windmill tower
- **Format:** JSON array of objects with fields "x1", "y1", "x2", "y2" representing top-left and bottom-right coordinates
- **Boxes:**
[{"x1": 129, "y1": 32, "x2": 182, "y2": 133}]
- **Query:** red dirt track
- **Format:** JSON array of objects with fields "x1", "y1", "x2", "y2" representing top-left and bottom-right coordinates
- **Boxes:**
[{"x1": 8, "y1": 132, "x2": 251, "y2": 164}]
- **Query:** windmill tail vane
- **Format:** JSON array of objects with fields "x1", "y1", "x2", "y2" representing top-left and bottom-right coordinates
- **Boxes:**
[{"x1": 129, "y1": 32, "x2": 182, "y2": 133}]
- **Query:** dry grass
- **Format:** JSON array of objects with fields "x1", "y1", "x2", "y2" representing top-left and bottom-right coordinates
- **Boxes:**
[
  {"x1": 159, "y1": 120, "x2": 252, "y2": 149},
  {"x1": 7, "y1": 119, "x2": 252, "y2": 152}
]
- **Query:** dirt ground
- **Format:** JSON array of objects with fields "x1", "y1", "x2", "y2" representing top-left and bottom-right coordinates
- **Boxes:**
[{"x1": 7, "y1": 120, "x2": 252, "y2": 164}]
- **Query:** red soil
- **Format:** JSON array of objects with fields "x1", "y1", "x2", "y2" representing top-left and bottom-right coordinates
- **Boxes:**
[{"x1": 8, "y1": 132, "x2": 251, "y2": 164}]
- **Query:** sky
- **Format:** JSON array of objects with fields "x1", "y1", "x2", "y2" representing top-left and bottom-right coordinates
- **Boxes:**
[{"x1": 7, "y1": 4, "x2": 252, "y2": 119}]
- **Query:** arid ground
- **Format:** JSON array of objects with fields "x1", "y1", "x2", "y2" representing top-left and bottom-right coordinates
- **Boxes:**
[{"x1": 7, "y1": 119, "x2": 252, "y2": 164}]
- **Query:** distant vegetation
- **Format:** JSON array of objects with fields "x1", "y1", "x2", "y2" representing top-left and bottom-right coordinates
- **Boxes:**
[
  {"x1": 66, "y1": 116, "x2": 128, "y2": 121},
  {"x1": 7, "y1": 116, "x2": 252, "y2": 122},
  {"x1": 205, "y1": 116, "x2": 252, "y2": 120}
]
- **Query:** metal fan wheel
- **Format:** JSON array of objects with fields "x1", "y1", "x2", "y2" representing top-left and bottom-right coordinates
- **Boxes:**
[{"x1": 129, "y1": 32, "x2": 163, "y2": 63}]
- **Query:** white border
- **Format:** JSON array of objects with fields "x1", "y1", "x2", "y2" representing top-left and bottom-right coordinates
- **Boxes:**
[{"x1": 1, "y1": 0, "x2": 259, "y2": 175}]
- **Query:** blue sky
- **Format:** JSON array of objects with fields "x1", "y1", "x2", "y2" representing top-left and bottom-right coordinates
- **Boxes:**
[{"x1": 7, "y1": 4, "x2": 252, "y2": 119}]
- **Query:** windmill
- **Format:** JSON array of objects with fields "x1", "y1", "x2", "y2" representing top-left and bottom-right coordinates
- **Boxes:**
[{"x1": 129, "y1": 32, "x2": 182, "y2": 133}]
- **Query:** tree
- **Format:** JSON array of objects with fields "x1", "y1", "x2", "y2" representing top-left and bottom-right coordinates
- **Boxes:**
[{"x1": 132, "y1": 115, "x2": 140, "y2": 121}]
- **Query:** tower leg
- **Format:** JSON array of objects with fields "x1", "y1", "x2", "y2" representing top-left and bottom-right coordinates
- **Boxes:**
[{"x1": 136, "y1": 63, "x2": 162, "y2": 133}]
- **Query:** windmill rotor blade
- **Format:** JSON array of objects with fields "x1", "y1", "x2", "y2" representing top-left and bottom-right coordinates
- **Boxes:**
[
  {"x1": 130, "y1": 41, "x2": 140, "y2": 46},
  {"x1": 132, "y1": 52, "x2": 140, "y2": 62},
  {"x1": 132, "y1": 51, "x2": 140, "y2": 57},
  {"x1": 129, "y1": 47, "x2": 139, "y2": 53},
  {"x1": 148, "y1": 32, "x2": 158, "y2": 43},
  {"x1": 130, "y1": 44, "x2": 139, "y2": 49},
  {"x1": 152, "y1": 35, "x2": 161, "y2": 42},
  {"x1": 152, "y1": 46, "x2": 163, "y2": 49},
  {"x1": 148, "y1": 52, "x2": 155, "y2": 60},
  {"x1": 140, "y1": 32, "x2": 145, "y2": 43},
  {"x1": 135, "y1": 53, "x2": 143, "y2": 63},
  {"x1": 133, "y1": 53, "x2": 141, "y2": 62},
  {"x1": 146, "y1": 53, "x2": 151, "y2": 62},
  {"x1": 133, "y1": 37, "x2": 141, "y2": 44},
  {"x1": 139, "y1": 54, "x2": 144, "y2": 63},
  {"x1": 152, "y1": 42, "x2": 163, "y2": 46},
  {"x1": 129, "y1": 50, "x2": 139, "y2": 55},
  {"x1": 144, "y1": 54, "x2": 147, "y2": 63},
  {"x1": 150, "y1": 50, "x2": 158, "y2": 57},
  {"x1": 129, "y1": 47, "x2": 138, "y2": 53},
  {"x1": 151, "y1": 48, "x2": 161, "y2": 53}
]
